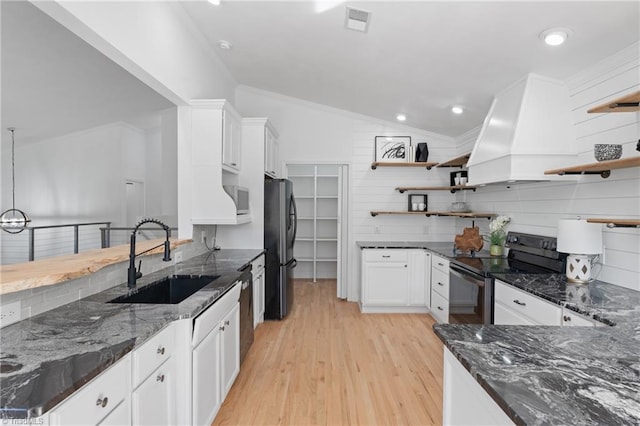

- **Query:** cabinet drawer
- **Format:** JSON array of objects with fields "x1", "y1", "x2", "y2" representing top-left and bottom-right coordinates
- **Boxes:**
[
  {"x1": 432, "y1": 268, "x2": 450, "y2": 299},
  {"x1": 495, "y1": 281, "x2": 560, "y2": 325},
  {"x1": 193, "y1": 282, "x2": 241, "y2": 347},
  {"x1": 363, "y1": 249, "x2": 408, "y2": 262},
  {"x1": 50, "y1": 355, "x2": 130, "y2": 426},
  {"x1": 431, "y1": 290, "x2": 449, "y2": 324},
  {"x1": 432, "y1": 254, "x2": 450, "y2": 273},
  {"x1": 251, "y1": 254, "x2": 265, "y2": 274},
  {"x1": 132, "y1": 324, "x2": 174, "y2": 387}
]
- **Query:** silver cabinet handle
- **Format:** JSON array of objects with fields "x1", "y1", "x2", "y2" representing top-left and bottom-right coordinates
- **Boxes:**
[
  {"x1": 231, "y1": 163, "x2": 237, "y2": 166},
  {"x1": 404, "y1": 264, "x2": 407, "y2": 268},
  {"x1": 437, "y1": 306, "x2": 443, "y2": 311},
  {"x1": 220, "y1": 325, "x2": 226, "y2": 331},
  {"x1": 96, "y1": 397, "x2": 108, "y2": 408},
  {"x1": 437, "y1": 282, "x2": 444, "y2": 286},
  {"x1": 513, "y1": 300, "x2": 526, "y2": 306},
  {"x1": 563, "y1": 315, "x2": 571, "y2": 322},
  {"x1": 382, "y1": 255, "x2": 391, "y2": 258},
  {"x1": 157, "y1": 374, "x2": 165, "y2": 383},
  {"x1": 437, "y1": 262, "x2": 444, "y2": 266},
  {"x1": 224, "y1": 320, "x2": 230, "y2": 326},
  {"x1": 157, "y1": 346, "x2": 165, "y2": 355}
]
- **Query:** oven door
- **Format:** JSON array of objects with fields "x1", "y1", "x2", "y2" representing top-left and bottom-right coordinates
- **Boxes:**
[{"x1": 449, "y1": 264, "x2": 493, "y2": 325}]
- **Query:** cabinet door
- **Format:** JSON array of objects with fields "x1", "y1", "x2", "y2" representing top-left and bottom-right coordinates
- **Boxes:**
[
  {"x1": 192, "y1": 327, "x2": 222, "y2": 426},
  {"x1": 98, "y1": 399, "x2": 130, "y2": 426},
  {"x1": 220, "y1": 303, "x2": 240, "y2": 399},
  {"x1": 494, "y1": 301, "x2": 536, "y2": 325},
  {"x1": 222, "y1": 109, "x2": 241, "y2": 171},
  {"x1": 408, "y1": 250, "x2": 428, "y2": 306},
  {"x1": 253, "y1": 269, "x2": 265, "y2": 327},
  {"x1": 362, "y1": 261, "x2": 409, "y2": 306},
  {"x1": 132, "y1": 358, "x2": 175, "y2": 426},
  {"x1": 265, "y1": 130, "x2": 278, "y2": 177}
]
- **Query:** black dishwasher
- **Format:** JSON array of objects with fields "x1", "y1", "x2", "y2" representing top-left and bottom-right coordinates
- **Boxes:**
[{"x1": 238, "y1": 269, "x2": 254, "y2": 365}]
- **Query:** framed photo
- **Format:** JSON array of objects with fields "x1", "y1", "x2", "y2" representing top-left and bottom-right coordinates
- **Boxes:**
[{"x1": 375, "y1": 136, "x2": 411, "y2": 162}]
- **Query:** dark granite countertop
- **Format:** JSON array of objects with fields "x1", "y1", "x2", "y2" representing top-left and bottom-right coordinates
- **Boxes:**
[
  {"x1": 356, "y1": 241, "x2": 455, "y2": 259},
  {"x1": 435, "y1": 274, "x2": 640, "y2": 426},
  {"x1": 0, "y1": 248, "x2": 264, "y2": 419}
]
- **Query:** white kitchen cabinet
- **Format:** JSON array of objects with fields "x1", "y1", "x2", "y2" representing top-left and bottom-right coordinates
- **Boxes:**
[
  {"x1": 49, "y1": 355, "x2": 131, "y2": 426},
  {"x1": 561, "y1": 308, "x2": 605, "y2": 327},
  {"x1": 252, "y1": 254, "x2": 266, "y2": 327},
  {"x1": 360, "y1": 249, "x2": 430, "y2": 313},
  {"x1": 430, "y1": 254, "x2": 450, "y2": 324},
  {"x1": 222, "y1": 105, "x2": 242, "y2": 173},
  {"x1": 192, "y1": 282, "x2": 241, "y2": 426},
  {"x1": 443, "y1": 348, "x2": 514, "y2": 426},
  {"x1": 131, "y1": 324, "x2": 176, "y2": 425},
  {"x1": 494, "y1": 280, "x2": 561, "y2": 325},
  {"x1": 264, "y1": 123, "x2": 279, "y2": 178}
]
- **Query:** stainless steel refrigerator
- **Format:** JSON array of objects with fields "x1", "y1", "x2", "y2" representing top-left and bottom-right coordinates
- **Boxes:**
[{"x1": 264, "y1": 178, "x2": 297, "y2": 319}]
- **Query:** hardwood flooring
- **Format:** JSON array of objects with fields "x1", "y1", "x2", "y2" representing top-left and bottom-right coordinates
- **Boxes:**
[{"x1": 213, "y1": 279, "x2": 444, "y2": 426}]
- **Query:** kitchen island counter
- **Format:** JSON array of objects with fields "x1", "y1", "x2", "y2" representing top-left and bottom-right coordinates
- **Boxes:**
[
  {"x1": 0, "y1": 248, "x2": 264, "y2": 419},
  {"x1": 434, "y1": 274, "x2": 640, "y2": 426}
]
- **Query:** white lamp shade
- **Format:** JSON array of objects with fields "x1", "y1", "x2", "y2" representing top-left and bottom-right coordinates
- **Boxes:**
[{"x1": 557, "y1": 219, "x2": 602, "y2": 255}]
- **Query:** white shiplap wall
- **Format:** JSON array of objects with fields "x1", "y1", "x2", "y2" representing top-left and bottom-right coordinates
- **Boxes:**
[{"x1": 458, "y1": 43, "x2": 640, "y2": 291}]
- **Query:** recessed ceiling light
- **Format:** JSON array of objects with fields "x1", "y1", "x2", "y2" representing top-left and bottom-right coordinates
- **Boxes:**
[
  {"x1": 451, "y1": 106, "x2": 464, "y2": 115},
  {"x1": 218, "y1": 40, "x2": 232, "y2": 50},
  {"x1": 540, "y1": 28, "x2": 570, "y2": 46},
  {"x1": 208, "y1": 0, "x2": 221, "y2": 5},
  {"x1": 396, "y1": 114, "x2": 407, "y2": 122}
]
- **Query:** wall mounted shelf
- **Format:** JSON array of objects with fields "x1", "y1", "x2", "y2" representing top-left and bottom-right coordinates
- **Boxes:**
[
  {"x1": 370, "y1": 161, "x2": 438, "y2": 170},
  {"x1": 370, "y1": 211, "x2": 494, "y2": 219},
  {"x1": 587, "y1": 91, "x2": 640, "y2": 113},
  {"x1": 544, "y1": 156, "x2": 640, "y2": 178},
  {"x1": 395, "y1": 185, "x2": 477, "y2": 194},
  {"x1": 586, "y1": 218, "x2": 640, "y2": 229},
  {"x1": 436, "y1": 152, "x2": 472, "y2": 168}
]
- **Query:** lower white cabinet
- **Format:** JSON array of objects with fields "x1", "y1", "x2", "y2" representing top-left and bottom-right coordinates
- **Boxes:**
[
  {"x1": 361, "y1": 249, "x2": 430, "y2": 313},
  {"x1": 494, "y1": 280, "x2": 561, "y2": 325},
  {"x1": 132, "y1": 358, "x2": 175, "y2": 425},
  {"x1": 430, "y1": 254, "x2": 450, "y2": 324},
  {"x1": 49, "y1": 355, "x2": 131, "y2": 426},
  {"x1": 192, "y1": 283, "x2": 241, "y2": 426},
  {"x1": 252, "y1": 254, "x2": 266, "y2": 327},
  {"x1": 443, "y1": 348, "x2": 514, "y2": 426}
]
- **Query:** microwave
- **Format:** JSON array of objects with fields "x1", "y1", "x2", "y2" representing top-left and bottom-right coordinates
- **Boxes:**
[{"x1": 223, "y1": 185, "x2": 250, "y2": 215}]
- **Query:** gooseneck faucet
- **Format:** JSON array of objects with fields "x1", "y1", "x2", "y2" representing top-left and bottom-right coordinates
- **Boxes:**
[{"x1": 128, "y1": 218, "x2": 172, "y2": 289}]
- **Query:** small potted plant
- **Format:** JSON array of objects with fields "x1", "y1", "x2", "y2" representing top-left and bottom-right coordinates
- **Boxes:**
[{"x1": 486, "y1": 215, "x2": 511, "y2": 256}]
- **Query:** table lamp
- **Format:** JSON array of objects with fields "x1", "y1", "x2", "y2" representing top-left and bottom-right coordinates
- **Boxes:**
[{"x1": 557, "y1": 219, "x2": 602, "y2": 283}]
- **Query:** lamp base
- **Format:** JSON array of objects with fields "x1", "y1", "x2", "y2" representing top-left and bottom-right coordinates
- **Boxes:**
[{"x1": 565, "y1": 254, "x2": 594, "y2": 284}]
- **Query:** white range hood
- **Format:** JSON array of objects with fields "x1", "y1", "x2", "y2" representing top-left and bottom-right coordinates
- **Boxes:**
[{"x1": 467, "y1": 73, "x2": 578, "y2": 186}]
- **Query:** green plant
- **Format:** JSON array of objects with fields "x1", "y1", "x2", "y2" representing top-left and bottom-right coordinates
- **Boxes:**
[{"x1": 486, "y1": 215, "x2": 511, "y2": 246}]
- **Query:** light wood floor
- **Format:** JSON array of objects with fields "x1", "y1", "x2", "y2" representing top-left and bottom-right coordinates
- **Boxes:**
[{"x1": 213, "y1": 279, "x2": 444, "y2": 426}]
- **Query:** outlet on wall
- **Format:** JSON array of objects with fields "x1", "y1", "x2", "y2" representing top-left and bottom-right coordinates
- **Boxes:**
[
  {"x1": 174, "y1": 251, "x2": 183, "y2": 264},
  {"x1": 374, "y1": 226, "x2": 381, "y2": 234},
  {"x1": 0, "y1": 301, "x2": 22, "y2": 328}
]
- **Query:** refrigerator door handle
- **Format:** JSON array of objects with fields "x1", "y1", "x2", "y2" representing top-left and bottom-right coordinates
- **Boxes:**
[
  {"x1": 289, "y1": 193, "x2": 297, "y2": 250},
  {"x1": 285, "y1": 258, "x2": 297, "y2": 268}
]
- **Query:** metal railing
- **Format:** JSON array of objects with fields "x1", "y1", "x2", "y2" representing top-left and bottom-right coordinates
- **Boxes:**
[{"x1": 25, "y1": 222, "x2": 112, "y2": 261}]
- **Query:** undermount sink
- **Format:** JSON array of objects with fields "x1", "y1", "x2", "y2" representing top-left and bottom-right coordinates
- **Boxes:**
[{"x1": 108, "y1": 275, "x2": 220, "y2": 304}]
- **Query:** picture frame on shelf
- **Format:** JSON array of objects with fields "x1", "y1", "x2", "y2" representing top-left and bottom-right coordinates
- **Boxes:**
[
  {"x1": 374, "y1": 136, "x2": 411, "y2": 162},
  {"x1": 408, "y1": 193, "x2": 428, "y2": 212}
]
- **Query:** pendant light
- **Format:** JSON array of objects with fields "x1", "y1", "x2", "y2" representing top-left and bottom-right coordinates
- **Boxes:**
[{"x1": 1, "y1": 127, "x2": 31, "y2": 233}]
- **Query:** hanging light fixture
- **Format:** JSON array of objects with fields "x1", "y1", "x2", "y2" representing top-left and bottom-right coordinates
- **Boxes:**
[{"x1": 1, "y1": 128, "x2": 31, "y2": 233}]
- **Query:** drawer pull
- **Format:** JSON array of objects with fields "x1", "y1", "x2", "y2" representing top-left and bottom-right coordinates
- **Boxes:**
[
  {"x1": 437, "y1": 306, "x2": 443, "y2": 311},
  {"x1": 382, "y1": 255, "x2": 391, "y2": 258},
  {"x1": 513, "y1": 299, "x2": 526, "y2": 306},
  {"x1": 224, "y1": 320, "x2": 230, "y2": 326},
  {"x1": 231, "y1": 162, "x2": 237, "y2": 166},
  {"x1": 437, "y1": 262, "x2": 444, "y2": 266},
  {"x1": 437, "y1": 282, "x2": 444, "y2": 286},
  {"x1": 157, "y1": 374, "x2": 165, "y2": 383},
  {"x1": 220, "y1": 325, "x2": 226, "y2": 331},
  {"x1": 96, "y1": 397, "x2": 109, "y2": 408},
  {"x1": 157, "y1": 346, "x2": 166, "y2": 355},
  {"x1": 563, "y1": 315, "x2": 571, "y2": 322}
]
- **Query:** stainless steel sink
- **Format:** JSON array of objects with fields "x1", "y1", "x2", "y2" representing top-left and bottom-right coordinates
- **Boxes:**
[{"x1": 108, "y1": 274, "x2": 220, "y2": 304}]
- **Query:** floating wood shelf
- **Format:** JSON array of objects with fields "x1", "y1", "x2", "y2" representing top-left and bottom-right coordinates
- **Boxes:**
[
  {"x1": 370, "y1": 161, "x2": 438, "y2": 170},
  {"x1": 370, "y1": 211, "x2": 494, "y2": 219},
  {"x1": 587, "y1": 91, "x2": 640, "y2": 113},
  {"x1": 544, "y1": 156, "x2": 640, "y2": 178},
  {"x1": 586, "y1": 219, "x2": 640, "y2": 229},
  {"x1": 436, "y1": 152, "x2": 472, "y2": 168},
  {"x1": 395, "y1": 185, "x2": 477, "y2": 194}
]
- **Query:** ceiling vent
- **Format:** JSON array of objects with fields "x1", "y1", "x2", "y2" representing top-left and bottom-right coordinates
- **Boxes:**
[{"x1": 345, "y1": 7, "x2": 371, "y2": 33}]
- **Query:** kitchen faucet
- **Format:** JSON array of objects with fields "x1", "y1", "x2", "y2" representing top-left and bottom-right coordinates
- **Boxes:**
[{"x1": 128, "y1": 218, "x2": 172, "y2": 289}]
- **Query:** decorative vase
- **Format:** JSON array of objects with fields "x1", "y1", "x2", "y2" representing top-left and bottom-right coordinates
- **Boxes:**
[{"x1": 490, "y1": 244, "x2": 503, "y2": 256}]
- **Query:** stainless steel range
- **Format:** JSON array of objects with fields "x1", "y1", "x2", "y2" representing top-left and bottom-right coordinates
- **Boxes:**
[{"x1": 448, "y1": 232, "x2": 566, "y2": 324}]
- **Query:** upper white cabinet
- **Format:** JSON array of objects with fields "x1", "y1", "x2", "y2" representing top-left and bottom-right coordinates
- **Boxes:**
[
  {"x1": 360, "y1": 248, "x2": 431, "y2": 313},
  {"x1": 189, "y1": 100, "x2": 250, "y2": 225},
  {"x1": 222, "y1": 105, "x2": 242, "y2": 173},
  {"x1": 264, "y1": 123, "x2": 280, "y2": 178}
]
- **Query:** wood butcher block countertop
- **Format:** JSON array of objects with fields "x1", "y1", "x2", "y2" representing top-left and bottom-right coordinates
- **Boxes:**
[{"x1": 0, "y1": 238, "x2": 192, "y2": 295}]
